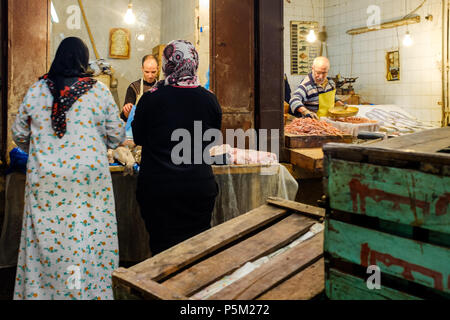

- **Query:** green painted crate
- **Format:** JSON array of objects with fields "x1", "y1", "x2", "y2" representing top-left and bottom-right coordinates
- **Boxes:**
[{"x1": 323, "y1": 128, "x2": 450, "y2": 300}]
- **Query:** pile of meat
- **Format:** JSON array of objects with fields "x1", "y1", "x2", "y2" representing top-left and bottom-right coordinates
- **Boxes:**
[
  {"x1": 209, "y1": 144, "x2": 278, "y2": 165},
  {"x1": 108, "y1": 141, "x2": 141, "y2": 176},
  {"x1": 285, "y1": 118, "x2": 345, "y2": 136},
  {"x1": 333, "y1": 116, "x2": 378, "y2": 124}
]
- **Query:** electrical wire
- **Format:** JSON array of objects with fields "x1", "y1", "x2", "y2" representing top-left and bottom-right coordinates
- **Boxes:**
[
  {"x1": 350, "y1": 35, "x2": 354, "y2": 76},
  {"x1": 403, "y1": 0, "x2": 427, "y2": 19}
]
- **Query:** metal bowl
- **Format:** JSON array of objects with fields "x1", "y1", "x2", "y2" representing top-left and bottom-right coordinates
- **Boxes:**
[{"x1": 328, "y1": 106, "x2": 359, "y2": 118}]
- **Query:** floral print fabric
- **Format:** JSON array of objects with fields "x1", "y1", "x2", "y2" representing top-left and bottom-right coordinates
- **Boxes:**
[{"x1": 11, "y1": 79, "x2": 125, "y2": 300}]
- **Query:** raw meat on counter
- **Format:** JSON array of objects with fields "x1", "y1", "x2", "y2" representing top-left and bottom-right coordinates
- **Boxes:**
[
  {"x1": 209, "y1": 144, "x2": 278, "y2": 165},
  {"x1": 285, "y1": 117, "x2": 346, "y2": 136},
  {"x1": 333, "y1": 116, "x2": 378, "y2": 124},
  {"x1": 108, "y1": 146, "x2": 137, "y2": 176}
]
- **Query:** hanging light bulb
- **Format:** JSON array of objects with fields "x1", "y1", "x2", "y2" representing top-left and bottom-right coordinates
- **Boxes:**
[
  {"x1": 403, "y1": 31, "x2": 413, "y2": 47},
  {"x1": 307, "y1": 29, "x2": 317, "y2": 43},
  {"x1": 137, "y1": 33, "x2": 145, "y2": 41},
  {"x1": 124, "y1": 1, "x2": 136, "y2": 24}
]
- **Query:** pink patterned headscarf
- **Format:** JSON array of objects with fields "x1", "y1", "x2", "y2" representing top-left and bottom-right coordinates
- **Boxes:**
[{"x1": 162, "y1": 40, "x2": 200, "y2": 88}]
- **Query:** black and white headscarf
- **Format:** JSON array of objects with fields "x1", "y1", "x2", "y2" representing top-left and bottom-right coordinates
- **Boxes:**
[{"x1": 40, "y1": 37, "x2": 96, "y2": 138}]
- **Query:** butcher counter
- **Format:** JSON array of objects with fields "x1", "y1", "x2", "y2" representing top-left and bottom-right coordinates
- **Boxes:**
[{"x1": 0, "y1": 163, "x2": 298, "y2": 268}]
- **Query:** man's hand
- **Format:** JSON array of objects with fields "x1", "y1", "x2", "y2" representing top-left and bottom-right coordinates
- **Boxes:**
[
  {"x1": 123, "y1": 103, "x2": 133, "y2": 118},
  {"x1": 335, "y1": 101, "x2": 345, "y2": 106},
  {"x1": 299, "y1": 106, "x2": 319, "y2": 120}
]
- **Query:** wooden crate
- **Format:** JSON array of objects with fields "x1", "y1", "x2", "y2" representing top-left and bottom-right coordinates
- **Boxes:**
[
  {"x1": 289, "y1": 148, "x2": 324, "y2": 174},
  {"x1": 285, "y1": 133, "x2": 353, "y2": 149},
  {"x1": 323, "y1": 127, "x2": 450, "y2": 300},
  {"x1": 112, "y1": 198, "x2": 325, "y2": 300}
]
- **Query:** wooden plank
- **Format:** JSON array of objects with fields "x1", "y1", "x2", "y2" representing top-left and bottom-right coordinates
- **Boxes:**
[
  {"x1": 323, "y1": 141, "x2": 450, "y2": 171},
  {"x1": 367, "y1": 127, "x2": 450, "y2": 154},
  {"x1": 112, "y1": 268, "x2": 188, "y2": 300},
  {"x1": 326, "y1": 269, "x2": 421, "y2": 300},
  {"x1": 128, "y1": 204, "x2": 289, "y2": 280},
  {"x1": 111, "y1": 164, "x2": 280, "y2": 175},
  {"x1": 257, "y1": 258, "x2": 325, "y2": 300},
  {"x1": 109, "y1": 166, "x2": 124, "y2": 173},
  {"x1": 289, "y1": 148, "x2": 324, "y2": 173},
  {"x1": 162, "y1": 214, "x2": 315, "y2": 296},
  {"x1": 285, "y1": 133, "x2": 353, "y2": 148},
  {"x1": 347, "y1": 15, "x2": 420, "y2": 36},
  {"x1": 327, "y1": 159, "x2": 450, "y2": 234},
  {"x1": 266, "y1": 197, "x2": 325, "y2": 221},
  {"x1": 207, "y1": 233, "x2": 323, "y2": 300},
  {"x1": 212, "y1": 164, "x2": 279, "y2": 175},
  {"x1": 325, "y1": 219, "x2": 450, "y2": 294}
]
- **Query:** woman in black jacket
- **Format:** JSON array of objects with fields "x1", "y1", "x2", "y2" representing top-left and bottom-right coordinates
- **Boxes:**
[{"x1": 132, "y1": 40, "x2": 222, "y2": 255}]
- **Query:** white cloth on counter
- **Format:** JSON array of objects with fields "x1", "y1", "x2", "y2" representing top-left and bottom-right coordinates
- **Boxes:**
[{"x1": 322, "y1": 117, "x2": 381, "y2": 137}]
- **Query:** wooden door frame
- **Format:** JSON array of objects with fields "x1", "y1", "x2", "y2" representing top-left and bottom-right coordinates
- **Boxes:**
[
  {"x1": 255, "y1": 0, "x2": 285, "y2": 160},
  {"x1": 210, "y1": 0, "x2": 285, "y2": 159},
  {"x1": 1, "y1": 0, "x2": 7, "y2": 165}
]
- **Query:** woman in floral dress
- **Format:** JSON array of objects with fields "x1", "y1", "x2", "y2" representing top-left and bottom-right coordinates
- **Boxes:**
[{"x1": 12, "y1": 37, "x2": 125, "y2": 300}]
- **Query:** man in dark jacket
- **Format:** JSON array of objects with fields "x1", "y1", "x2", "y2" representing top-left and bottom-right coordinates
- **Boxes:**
[{"x1": 121, "y1": 54, "x2": 159, "y2": 121}]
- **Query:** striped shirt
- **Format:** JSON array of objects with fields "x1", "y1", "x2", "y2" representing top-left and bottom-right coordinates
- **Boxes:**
[{"x1": 289, "y1": 73, "x2": 339, "y2": 115}]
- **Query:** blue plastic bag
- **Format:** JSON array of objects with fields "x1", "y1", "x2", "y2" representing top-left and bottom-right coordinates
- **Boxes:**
[
  {"x1": 205, "y1": 68, "x2": 210, "y2": 90},
  {"x1": 125, "y1": 105, "x2": 137, "y2": 140},
  {"x1": 7, "y1": 147, "x2": 28, "y2": 174}
]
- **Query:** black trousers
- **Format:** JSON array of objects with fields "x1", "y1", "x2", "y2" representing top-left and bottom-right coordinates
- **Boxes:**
[{"x1": 137, "y1": 194, "x2": 217, "y2": 256}]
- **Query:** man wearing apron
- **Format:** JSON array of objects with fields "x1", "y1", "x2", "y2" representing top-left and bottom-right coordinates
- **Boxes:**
[
  {"x1": 121, "y1": 54, "x2": 159, "y2": 121},
  {"x1": 289, "y1": 56, "x2": 345, "y2": 119}
]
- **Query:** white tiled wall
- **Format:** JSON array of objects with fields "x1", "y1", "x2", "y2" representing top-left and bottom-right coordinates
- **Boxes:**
[
  {"x1": 324, "y1": 0, "x2": 444, "y2": 125},
  {"x1": 284, "y1": 0, "x2": 325, "y2": 90},
  {"x1": 51, "y1": 0, "x2": 162, "y2": 107},
  {"x1": 161, "y1": 0, "x2": 196, "y2": 45},
  {"x1": 161, "y1": 0, "x2": 209, "y2": 86}
]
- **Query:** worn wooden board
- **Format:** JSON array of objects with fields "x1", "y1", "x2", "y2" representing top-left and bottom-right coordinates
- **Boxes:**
[
  {"x1": 207, "y1": 233, "x2": 323, "y2": 300},
  {"x1": 109, "y1": 166, "x2": 124, "y2": 172},
  {"x1": 266, "y1": 197, "x2": 325, "y2": 221},
  {"x1": 162, "y1": 214, "x2": 315, "y2": 296},
  {"x1": 367, "y1": 127, "x2": 450, "y2": 154},
  {"x1": 289, "y1": 148, "x2": 324, "y2": 173},
  {"x1": 113, "y1": 268, "x2": 187, "y2": 300},
  {"x1": 257, "y1": 258, "x2": 324, "y2": 300},
  {"x1": 285, "y1": 133, "x2": 353, "y2": 148},
  {"x1": 326, "y1": 269, "x2": 421, "y2": 300},
  {"x1": 110, "y1": 164, "x2": 280, "y2": 175},
  {"x1": 116, "y1": 204, "x2": 289, "y2": 281},
  {"x1": 326, "y1": 159, "x2": 450, "y2": 234},
  {"x1": 325, "y1": 219, "x2": 450, "y2": 294}
]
